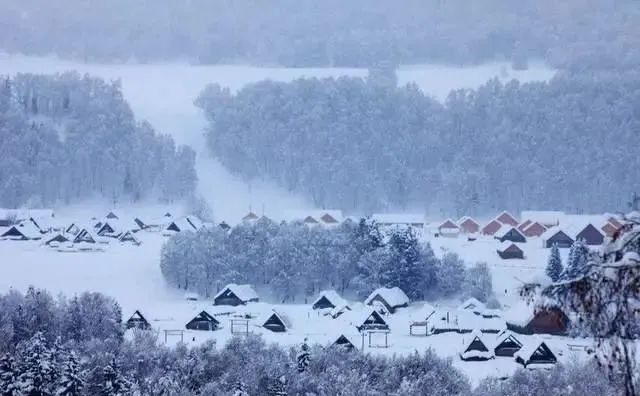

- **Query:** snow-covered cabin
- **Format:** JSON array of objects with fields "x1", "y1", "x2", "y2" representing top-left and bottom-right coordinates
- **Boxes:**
[
  {"x1": 495, "y1": 226, "x2": 527, "y2": 243},
  {"x1": 319, "y1": 212, "x2": 341, "y2": 225},
  {"x1": 328, "y1": 304, "x2": 351, "y2": 319},
  {"x1": 497, "y1": 242, "x2": 524, "y2": 259},
  {"x1": 164, "y1": 216, "x2": 203, "y2": 234},
  {"x1": 364, "y1": 287, "x2": 409, "y2": 314},
  {"x1": 261, "y1": 311, "x2": 289, "y2": 333},
  {"x1": 97, "y1": 219, "x2": 140, "y2": 238},
  {"x1": 0, "y1": 208, "x2": 54, "y2": 227},
  {"x1": 505, "y1": 305, "x2": 569, "y2": 335},
  {"x1": 481, "y1": 219, "x2": 504, "y2": 236},
  {"x1": 352, "y1": 309, "x2": 389, "y2": 332},
  {"x1": 73, "y1": 228, "x2": 100, "y2": 244},
  {"x1": 515, "y1": 339, "x2": 557, "y2": 368},
  {"x1": 1, "y1": 222, "x2": 42, "y2": 240},
  {"x1": 303, "y1": 215, "x2": 319, "y2": 225},
  {"x1": 126, "y1": 310, "x2": 151, "y2": 330},
  {"x1": 457, "y1": 216, "x2": 480, "y2": 234},
  {"x1": 312, "y1": 290, "x2": 347, "y2": 310},
  {"x1": 118, "y1": 230, "x2": 141, "y2": 246},
  {"x1": 495, "y1": 211, "x2": 519, "y2": 226},
  {"x1": 213, "y1": 284, "x2": 259, "y2": 306},
  {"x1": 332, "y1": 334, "x2": 358, "y2": 351},
  {"x1": 459, "y1": 330, "x2": 494, "y2": 361},
  {"x1": 437, "y1": 219, "x2": 460, "y2": 237},
  {"x1": 105, "y1": 210, "x2": 123, "y2": 220},
  {"x1": 517, "y1": 220, "x2": 532, "y2": 232},
  {"x1": 522, "y1": 221, "x2": 547, "y2": 238},
  {"x1": 371, "y1": 213, "x2": 425, "y2": 229},
  {"x1": 65, "y1": 223, "x2": 81, "y2": 235},
  {"x1": 45, "y1": 233, "x2": 71, "y2": 247},
  {"x1": 519, "y1": 211, "x2": 564, "y2": 228},
  {"x1": 185, "y1": 310, "x2": 220, "y2": 331},
  {"x1": 494, "y1": 331, "x2": 523, "y2": 357},
  {"x1": 457, "y1": 298, "x2": 486, "y2": 314},
  {"x1": 541, "y1": 227, "x2": 575, "y2": 248}
]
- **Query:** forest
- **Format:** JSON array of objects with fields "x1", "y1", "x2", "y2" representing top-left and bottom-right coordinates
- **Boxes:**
[
  {"x1": 0, "y1": 73, "x2": 197, "y2": 207},
  {"x1": 160, "y1": 218, "x2": 495, "y2": 304},
  {"x1": 0, "y1": 287, "x2": 623, "y2": 396},
  {"x1": 1, "y1": 1, "x2": 638, "y2": 70},
  {"x1": 196, "y1": 71, "x2": 640, "y2": 215}
]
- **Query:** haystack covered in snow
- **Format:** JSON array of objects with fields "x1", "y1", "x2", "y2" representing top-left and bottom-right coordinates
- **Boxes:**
[
  {"x1": 126, "y1": 310, "x2": 151, "y2": 330},
  {"x1": 364, "y1": 287, "x2": 409, "y2": 314},
  {"x1": 494, "y1": 331, "x2": 523, "y2": 357},
  {"x1": 214, "y1": 284, "x2": 259, "y2": 306},
  {"x1": 185, "y1": 310, "x2": 220, "y2": 331},
  {"x1": 459, "y1": 330, "x2": 494, "y2": 361},
  {"x1": 515, "y1": 339, "x2": 557, "y2": 368},
  {"x1": 1, "y1": 222, "x2": 42, "y2": 240},
  {"x1": 312, "y1": 290, "x2": 347, "y2": 310},
  {"x1": 352, "y1": 309, "x2": 389, "y2": 332}
]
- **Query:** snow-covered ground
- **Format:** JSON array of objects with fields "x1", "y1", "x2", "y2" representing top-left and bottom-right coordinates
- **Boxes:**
[
  {"x1": 0, "y1": 54, "x2": 555, "y2": 221},
  {"x1": 0, "y1": 224, "x2": 587, "y2": 385}
]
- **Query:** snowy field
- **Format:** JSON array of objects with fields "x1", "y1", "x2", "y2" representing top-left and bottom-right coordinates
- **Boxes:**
[
  {"x1": 0, "y1": 54, "x2": 555, "y2": 222},
  {"x1": 0, "y1": 224, "x2": 586, "y2": 385}
]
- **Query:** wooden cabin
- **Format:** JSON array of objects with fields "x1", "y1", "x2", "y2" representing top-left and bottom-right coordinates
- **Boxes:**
[
  {"x1": 185, "y1": 311, "x2": 220, "y2": 331},
  {"x1": 458, "y1": 216, "x2": 480, "y2": 234},
  {"x1": 496, "y1": 227, "x2": 527, "y2": 243},
  {"x1": 575, "y1": 223, "x2": 604, "y2": 246},
  {"x1": 262, "y1": 311, "x2": 288, "y2": 333},
  {"x1": 126, "y1": 310, "x2": 151, "y2": 330},
  {"x1": 355, "y1": 310, "x2": 389, "y2": 332},
  {"x1": 515, "y1": 340, "x2": 557, "y2": 368},
  {"x1": 459, "y1": 331, "x2": 494, "y2": 361},
  {"x1": 482, "y1": 219, "x2": 503, "y2": 236},
  {"x1": 494, "y1": 332, "x2": 523, "y2": 357},
  {"x1": 497, "y1": 242, "x2": 524, "y2": 259},
  {"x1": 496, "y1": 211, "x2": 519, "y2": 226},
  {"x1": 543, "y1": 229, "x2": 575, "y2": 248},
  {"x1": 364, "y1": 287, "x2": 409, "y2": 314},
  {"x1": 437, "y1": 219, "x2": 460, "y2": 237},
  {"x1": 312, "y1": 290, "x2": 347, "y2": 310},
  {"x1": 523, "y1": 222, "x2": 547, "y2": 238},
  {"x1": 333, "y1": 334, "x2": 357, "y2": 351},
  {"x1": 213, "y1": 284, "x2": 259, "y2": 306},
  {"x1": 507, "y1": 307, "x2": 569, "y2": 335}
]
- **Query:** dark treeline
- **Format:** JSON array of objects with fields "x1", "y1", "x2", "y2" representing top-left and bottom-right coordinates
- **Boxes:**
[
  {"x1": 0, "y1": 73, "x2": 197, "y2": 207},
  {"x1": 196, "y1": 71, "x2": 640, "y2": 215},
  {"x1": 1, "y1": 1, "x2": 638, "y2": 70},
  {"x1": 160, "y1": 218, "x2": 496, "y2": 304},
  {"x1": 0, "y1": 288, "x2": 623, "y2": 395}
]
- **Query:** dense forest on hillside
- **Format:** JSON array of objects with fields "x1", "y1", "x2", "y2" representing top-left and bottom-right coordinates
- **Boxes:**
[
  {"x1": 1, "y1": 0, "x2": 638, "y2": 70},
  {"x1": 0, "y1": 288, "x2": 623, "y2": 395},
  {"x1": 0, "y1": 73, "x2": 197, "y2": 207},
  {"x1": 160, "y1": 218, "x2": 495, "y2": 304},
  {"x1": 196, "y1": 71, "x2": 640, "y2": 215}
]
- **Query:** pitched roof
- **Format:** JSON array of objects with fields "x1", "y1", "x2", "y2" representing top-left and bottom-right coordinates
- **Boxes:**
[
  {"x1": 497, "y1": 241, "x2": 523, "y2": 253},
  {"x1": 520, "y1": 211, "x2": 565, "y2": 227},
  {"x1": 514, "y1": 338, "x2": 556, "y2": 362},
  {"x1": 458, "y1": 297, "x2": 486, "y2": 313},
  {"x1": 495, "y1": 226, "x2": 525, "y2": 240},
  {"x1": 517, "y1": 220, "x2": 532, "y2": 232},
  {"x1": 312, "y1": 290, "x2": 347, "y2": 308},
  {"x1": 438, "y1": 219, "x2": 459, "y2": 230},
  {"x1": 495, "y1": 211, "x2": 519, "y2": 226},
  {"x1": 460, "y1": 330, "x2": 494, "y2": 360},
  {"x1": 541, "y1": 226, "x2": 574, "y2": 241},
  {"x1": 364, "y1": 287, "x2": 409, "y2": 309},
  {"x1": 118, "y1": 230, "x2": 141, "y2": 244},
  {"x1": 214, "y1": 284, "x2": 259, "y2": 302},
  {"x1": 242, "y1": 212, "x2": 259, "y2": 221},
  {"x1": 482, "y1": 219, "x2": 504, "y2": 235},
  {"x1": 1, "y1": 221, "x2": 42, "y2": 239}
]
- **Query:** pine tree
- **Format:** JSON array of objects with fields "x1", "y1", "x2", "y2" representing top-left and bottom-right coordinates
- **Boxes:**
[
  {"x1": 545, "y1": 244, "x2": 563, "y2": 282},
  {"x1": 296, "y1": 339, "x2": 311, "y2": 373},
  {"x1": 563, "y1": 239, "x2": 589, "y2": 280},
  {"x1": 232, "y1": 381, "x2": 249, "y2": 396},
  {"x1": 56, "y1": 351, "x2": 84, "y2": 396},
  {"x1": 16, "y1": 332, "x2": 55, "y2": 396},
  {"x1": 0, "y1": 353, "x2": 17, "y2": 396},
  {"x1": 100, "y1": 359, "x2": 130, "y2": 396}
]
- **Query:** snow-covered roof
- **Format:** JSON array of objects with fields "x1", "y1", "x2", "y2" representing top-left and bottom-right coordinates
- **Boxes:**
[
  {"x1": 438, "y1": 219, "x2": 459, "y2": 230},
  {"x1": 364, "y1": 287, "x2": 409, "y2": 309},
  {"x1": 312, "y1": 290, "x2": 347, "y2": 308},
  {"x1": 495, "y1": 226, "x2": 522, "y2": 239},
  {"x1": 502, "y1": 301, "x2": 534, "y2": 327},
  {"x1": 282, "y1": 210, "x2": 343, "y2": 224},
  {"x1": 458, "y1": 298, "x2": 486, "y2": 313},
  {"x1": 514, "y1": 338, "x2": 555, "y2": 362},
  {"x1": 99, "y1": 218, "x2": 141, "y2": 234},
  {"x1": 167, "y1": 216, "x2": 203, "y2": 232},
  {"x1": 2, "y1": 221, "x2": 42, "y2": 239},
  {"x1": 459, "y1": 330, "x2": 495, "y2": 360},
  {"x1": 520, "y1": 211, "x2": 565, "y2": 226},
  {"x1": 561, "y1": 215, "x2": 608, "y2": 239},
  {"x1": 540, "y1": 226, "x2": 573, "y2": 241},
  {"x1": 371, "y1": 213, "x2": 425, "y2": 225},
  {"x1": 497, "y1": 241, "x2": 523, "y2": 252},
  {"x1": 214, "y1": 284, "x2": 259, "y2": 302}
]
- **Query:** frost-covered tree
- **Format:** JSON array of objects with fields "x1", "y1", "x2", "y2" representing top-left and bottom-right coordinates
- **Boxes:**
[
  {"x1": 15, "y1": 332, "x2": 55, "y2": 396},
  {"x1": 296, "y1": 339, "x2": 310, "y2": 373},
  {"x1": 99, "y1": 359, "x2": 130, "y2": 396},
  {"x1": 463, "y1": 262, "x2": 495, "y2": 303},
  {"x1": 546, "y1": 244, "x2": 563, "y2": 282},
  {"x1": 562, "y1": 238, "x2": 589, "y2": 280},
  {"x1": 56, "y1": 351, "x2": 84, "y2": 396},
  {"x1": 0, "y1": 353, "x2": 17, "y2": 396},
  {"x1": 433, "y1": 252, "x2": 466, "y2": 298}
]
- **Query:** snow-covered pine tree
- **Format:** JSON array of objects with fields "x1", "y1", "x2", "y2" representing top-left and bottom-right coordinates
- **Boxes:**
[
  {"x1": 266, "y1": 375, "x2": 287, "y2": 396},
  {"x1": 232, "y1": 381, "x2": 249, "y2": 396},
  {"x1": 562, "y1": 238, "x2": 589, "y2": 280},
  {"x1": 99, "y1": 359, "x2": 130, "y2": 396},
  {"x1": 56, "y1": 351, "x2": 84, "y2": 396},
  {"x1": 296, "y1": 339, "x2": 310, "y2": 373},
  {"x1": 16, "y1": 332, "x2": 56, "y2": 396},
  {"x1": 545, "y1": 244, "x2": 563, "y2": 282},
  {"x1": 0, "y1": 353, "x2": 17, "y2": 396}
]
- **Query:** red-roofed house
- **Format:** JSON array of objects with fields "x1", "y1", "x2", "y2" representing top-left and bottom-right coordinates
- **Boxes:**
[
  {"x1": 602, "y1": 221, "x2": 620, "y2": 238},
  {"x1": 496, "y1": 211, "x2": 519, "y2": 226},
  {"x1": 517, "y1": 220, "x2": 532, "y2": 233},
  {"x1": 438, "y1": 219, "x2": 460, "y2": 237},
  {"x1": 458, "y1": 217, "x2": 480, "y2": 234},
  {"x1": 523, "y1": 221, "x2": 546, "y2": 238},
  {"x1": 482, "y1": 219, "x2": 503, "y2": 236}
]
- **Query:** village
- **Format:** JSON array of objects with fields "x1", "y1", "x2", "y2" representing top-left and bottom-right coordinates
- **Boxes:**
[{"x1": 0, "y1": 207, "x2": 627, "y2": 383}]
